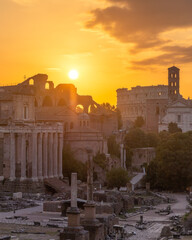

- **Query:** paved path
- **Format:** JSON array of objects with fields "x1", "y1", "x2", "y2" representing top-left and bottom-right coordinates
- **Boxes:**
[{"x1": 124, "y1": 193, "x2": 188, "y2": 240}]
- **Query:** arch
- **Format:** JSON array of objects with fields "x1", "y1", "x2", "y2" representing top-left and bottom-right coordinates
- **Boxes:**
[
  {"x1": 88, "y1": 104, "x2": 97, "y2": 113},
  {"x1": 57, "y1": 98, "x2": 66, "y2": 106},
  {"x1": 29, "y1": 79, "x2": 34, "y2": 85},
  {"x1": 42, "y1": 96, "x2": 53, "y2": 107},
  {"x1": 76, "y1": 104, "x2": 84, "y2": 113},
  {"x1": 45, "y1": 82, "x2": 49, "y2": 90}
]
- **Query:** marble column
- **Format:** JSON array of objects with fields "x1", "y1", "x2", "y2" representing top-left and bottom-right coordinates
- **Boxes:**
[
  {"x1": 37, "y1": 133, "x2": 43, "y2": 180},
  {"x1": 87, "y1": 153, "x2": 93, "y2": 203},
  {"x1": 58, "y1": 133, "x2": 63, "y2": 178},
  {"x1": 10, "y1": 132, "x2": 16, "y2": 181},
  {"x1": 20, "y1": 133, "x2": 26, "y2": 181},
  {"x1": 43, "y1": 133, "x2": 48, "y2": 178},
  {"x1": 71, "y1": 172, "x2": 77, "y2": 208},
  {"x1": 123, "y1": 148, "x2": 126, "y2": 169},
  {"x1": 53, "y1": 133, "x2": 58, "y2": 177},
  {"x1": 120, "y1": 143, "x2": 124, "y2": 168},
  {"x1": 48, "y1": 133, "x2": 54, "y2": 178},
  {"x1": 32, "y1": 132, "x2": 38, "y2": 181}
]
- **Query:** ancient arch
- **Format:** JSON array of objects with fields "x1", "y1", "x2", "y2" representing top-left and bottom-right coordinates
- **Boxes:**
[{"x1": 76, "y1": 104, "x2": 84, "y2": 113}]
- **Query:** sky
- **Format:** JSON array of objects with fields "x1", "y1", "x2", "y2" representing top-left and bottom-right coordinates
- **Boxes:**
[{"x1": 1, "y1": 0, "x2": 192, "y2": 105}]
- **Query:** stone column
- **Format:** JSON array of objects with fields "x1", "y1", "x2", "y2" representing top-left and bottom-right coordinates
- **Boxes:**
[
  {"x1": 20, "y1": 133, "x2": 26, "y2": 181},
  {"x1": 123, "y1": 148, "x2": 126, "y2": 169},
  {"x1": 37, "y1": 133, "x2": 43, "y2": 180},
  {"x1": 10, "y1": 132, "x2": 16, "y2": 181},
  {"x1": 120, "y1": 143, "x2": 124, "y2": 168},
  {"x1": 48, "y1": 133, "x2": 54, "y2": 178},
  {"x1": 53, "y1": 133, "x2": 58, "y2": 177},
  {"x1": 60, "y1": 172, "x2": 89, "y2": 240},
  {"x1": 43, "y1": 133, "x2": 48, "y2": 178},
  {"x1": 87, "y1": 153, "x2": 93, "y2": 203},
  {"x1": 32, "y1": 132, "x2": 38, "y2": 181},
  {"x1": 58, "y1": 133, "x2": 63, "y2": 178},
  {"x1": 71, "y1": 172, "x2": 77, "y2": 208}
]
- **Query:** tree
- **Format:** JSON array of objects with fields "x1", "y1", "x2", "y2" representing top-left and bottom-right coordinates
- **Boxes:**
[
  {"x1": 100, "y1": 102, "x2": 116, "y2": 111},
  {"x1": 124, "y1": 128, "x2": 159, "y2": 169},
  {"x1": 146, "y1": 132, "x2": 192, "y2": 191},
  {"x1": 134, "y1": 116, "x2": 145, "y2": 128},
  {"x1": 106, "y1": 168, "x2": 130, "y2": 189},
  {"x1": 107, "y1": 135, "x2": 120, "y2": 158},
  {"x1": 62, "y1": 144, "x2": 87, "y2": 182},
  {"x1": 116, "y1": 108, "x2": 123, "y2": 129},
  {"x1": 168, "y1": 122, "x2": 182, "y2": 133},
  {"x1": 93, "y1": 153, "x2": 106, "y2": 169}
]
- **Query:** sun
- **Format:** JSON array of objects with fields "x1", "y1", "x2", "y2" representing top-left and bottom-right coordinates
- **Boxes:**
[{"x1": 68, "y1": 69, "x2": 79, "y2": 80}]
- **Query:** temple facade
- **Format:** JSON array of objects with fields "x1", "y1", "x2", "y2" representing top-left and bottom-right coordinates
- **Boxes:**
[{"x1": 0, "y1": 74, "x2": 117, "y2": 185}]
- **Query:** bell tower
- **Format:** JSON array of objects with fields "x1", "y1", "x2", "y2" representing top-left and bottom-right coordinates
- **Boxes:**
[{"x1": 168, "y1": 66, "x2": 180, "y2": 101}]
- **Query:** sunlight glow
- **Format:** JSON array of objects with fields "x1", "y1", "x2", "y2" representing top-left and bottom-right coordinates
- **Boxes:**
[{"x1": 68, "y1": 69, "x2": 79, "y2": 80}]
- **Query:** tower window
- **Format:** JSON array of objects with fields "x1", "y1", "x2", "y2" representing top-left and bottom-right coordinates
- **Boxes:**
[{"x1": 178, "y1": 115, "x2": 181, "y2": 122}]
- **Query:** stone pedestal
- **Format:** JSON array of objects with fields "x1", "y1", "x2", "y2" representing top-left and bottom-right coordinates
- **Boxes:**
[
  {"x1": 81, "y1": 203, "x2": 104, "y2": 240},
  {"x1": 146, "y1": 182, "x2": 150, "y2": 192},
  {"x1": 60, "y1": 226, "x2": 89, "y2": 240},
  {"x1": 60, "y1": 173, "x2": 89, "y2": 240},
  {"x1": 67, "y1": 207, "x2": 81, "y2": 227},
  {"x1": 84, "y1": 203, "x2": 96, "y2": 220}
]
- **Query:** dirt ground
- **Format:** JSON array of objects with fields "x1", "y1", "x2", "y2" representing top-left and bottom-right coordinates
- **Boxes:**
[{"x1": 0, "y1": 222, "x2": 61, "y2": 240}]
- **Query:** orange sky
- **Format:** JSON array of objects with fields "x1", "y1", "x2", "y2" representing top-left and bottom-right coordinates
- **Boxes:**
[{"x1": 1, "y1": 0, "x2": 192, "y2": 105}]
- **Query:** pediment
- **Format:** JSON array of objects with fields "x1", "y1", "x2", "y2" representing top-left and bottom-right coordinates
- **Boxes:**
[{"x1": 169, "y1": 100, "x2": 188, "y2": 108}]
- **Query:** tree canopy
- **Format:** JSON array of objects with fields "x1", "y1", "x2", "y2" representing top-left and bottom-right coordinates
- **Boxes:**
[
  {"x1": 62, "y1": 144, "x2": 87, "y2": 182},
  {"x1": 146, "y1": 131, "x2": 192, "y2": 191},
  {"x1": 106, "y1": 168, "x2": 130, "y2": 189}
]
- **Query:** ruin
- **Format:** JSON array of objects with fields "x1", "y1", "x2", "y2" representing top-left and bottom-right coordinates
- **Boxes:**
[{"x1": 0, "y1": 74, "x2": 118, "y2": 191}]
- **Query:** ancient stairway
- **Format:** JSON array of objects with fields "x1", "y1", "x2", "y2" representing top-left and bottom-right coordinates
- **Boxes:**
[{"x1": 44, "y1": 178, "x2": 69, "y2": 193}]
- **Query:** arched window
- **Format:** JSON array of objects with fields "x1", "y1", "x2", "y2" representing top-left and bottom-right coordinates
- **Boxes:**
[
  {"x1": 45, "y1": 83, "x2": 49, "y2": 89},
  {"x1": 42, "y1": 96, "x2": 53, "y2": 107},
  {"x1": 76, "y1": 104, "x2": 84, "y2": 113},
  {"x1": 23, "y1": 105, "x2": 28, "y2": 119},
  {"x1": 29, "y1": 79, "x2": 34, "y2": 85}
]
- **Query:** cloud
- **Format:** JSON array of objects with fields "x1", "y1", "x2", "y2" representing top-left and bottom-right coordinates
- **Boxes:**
[
  {"x1": 62, "y1": 52, "x2": 93, "y2": 59},
  {"x1": 86, "y1": 0, "x2": 192, "y2": 49},
  {"x1": 11, "y1": 0, "x2": 36, "y2": 5},
  {"x1": 131, "y1": 45, "x2": 192, "y2": 68},
  {"x1": 85, "y1": 0, "x2": 192, "y2": 67}
]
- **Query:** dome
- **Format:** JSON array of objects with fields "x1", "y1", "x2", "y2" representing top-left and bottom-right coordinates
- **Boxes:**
[{"x1": 78, "y1": 113, "x2": 90, "y2": 120}]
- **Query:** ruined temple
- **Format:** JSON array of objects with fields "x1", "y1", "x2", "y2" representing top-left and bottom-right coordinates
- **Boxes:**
[{"x1": 0, "y1": 74, "x2": 118, "y2": 190}]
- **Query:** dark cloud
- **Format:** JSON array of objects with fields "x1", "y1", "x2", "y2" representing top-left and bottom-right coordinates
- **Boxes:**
[
  {"x1": 131, "y1": 45, "x2": 192, "y2": 68},
  {"x1": 86, "y1": 0, "x2": 192, "y2": 51}
]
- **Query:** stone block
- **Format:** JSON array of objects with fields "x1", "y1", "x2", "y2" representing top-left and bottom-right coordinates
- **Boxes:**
[
  {"x1": 13, "y1": 192, "x2": 22, "y2": 199},
  {"x1": 43, "y1": 201, "x2": 62, "y2": 212}
]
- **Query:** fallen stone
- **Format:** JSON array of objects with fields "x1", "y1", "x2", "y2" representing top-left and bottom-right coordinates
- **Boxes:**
[{"x1": 13, "y1": 192, "x2": 22, "y2": 200}]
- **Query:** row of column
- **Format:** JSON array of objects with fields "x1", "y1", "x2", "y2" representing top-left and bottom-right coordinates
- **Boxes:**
[{"x1": 10, "y1": 132, "x2": 63, "y2": 181}]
